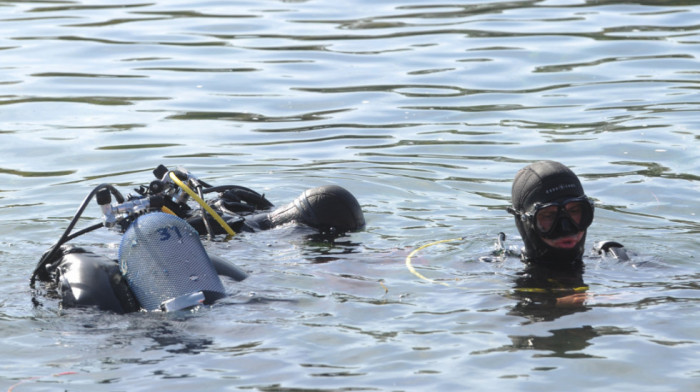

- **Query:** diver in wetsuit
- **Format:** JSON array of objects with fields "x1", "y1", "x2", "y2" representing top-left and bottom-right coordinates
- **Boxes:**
[
  {"x1": 504, "y1": 160, "x2": 624, "y2": 318},
  {"x1": 31, "y1": 166, "x2": 365, "y2": 314},
  {"x1": 187, "y1": 182, "x2": 365, "y2": 238},
  {"x1": 507, "y1": 160, "x2": 596, "y2": 271}
]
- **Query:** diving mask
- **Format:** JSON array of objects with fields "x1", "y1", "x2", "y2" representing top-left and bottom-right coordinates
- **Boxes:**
[{"x1": 509, "y1": 195, "x2": 594, "y2": 239}]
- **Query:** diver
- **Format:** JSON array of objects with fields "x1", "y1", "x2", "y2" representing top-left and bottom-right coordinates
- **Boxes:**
[
  {"x1": 403, "y1": 160, "x2": 632, "y2": 319},
  {"x1": 506, "y1": 160, "x2": 628, "y2": 270},
  {"x1": 503, "y1": 160, "x2": 628, "y2": 318},
  {"x1": 31, "y1": 165, "x2": 365, "y2": 314},
  {"x1": 507, "y1": 160, "x2": 595, "y2": 270}
]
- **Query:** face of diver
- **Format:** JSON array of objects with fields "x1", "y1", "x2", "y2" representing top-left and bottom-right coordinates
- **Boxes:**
[{"x1": 531, "y1": 196, "x2": 592, "y2": 249}]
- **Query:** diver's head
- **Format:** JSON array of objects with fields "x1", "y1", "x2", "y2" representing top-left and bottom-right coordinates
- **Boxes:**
[
  {"x1": 247, "y1": 185, "x2": 365, "y2": 235},
  {"x1": 507, "y1": 161, "x2": 594, "y2": 269}
]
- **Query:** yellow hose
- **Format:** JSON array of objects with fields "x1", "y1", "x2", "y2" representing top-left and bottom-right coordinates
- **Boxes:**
[
  {"x1": 406, "y1": 236, "x2": 589, "y2": 294},
  {"x1": 405, "y1": 237, "x2": 464, "y2": 286},
  {"x1": 168, "y1": 172, "x2": 236, "y2": 236}
]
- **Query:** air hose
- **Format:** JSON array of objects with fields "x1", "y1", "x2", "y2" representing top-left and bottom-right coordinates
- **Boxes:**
[
  {"x1": 168, "y1": 172, "x2": 236, "y2": 237},
  {"x1": 30, "y1": 183, "x2": 124, "y2": 286},
  {"x1": 405, "y1": 237, "x2": 466, "y2": 287}
]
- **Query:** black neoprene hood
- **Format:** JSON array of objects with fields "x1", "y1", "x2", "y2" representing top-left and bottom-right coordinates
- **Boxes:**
[
  {"x1": 510, "y1": 160, "x2": 589, "y2": 268},
  {"x1": 512, "y1": 161, "x2": 585, "y2": 213}
]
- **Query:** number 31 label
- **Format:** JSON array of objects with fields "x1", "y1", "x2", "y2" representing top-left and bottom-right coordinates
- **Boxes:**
[{"x1": 157, "y1": 226, "x2": 183, "y2": 241}]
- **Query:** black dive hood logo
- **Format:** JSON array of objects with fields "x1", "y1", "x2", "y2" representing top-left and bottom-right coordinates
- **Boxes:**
[{"x1": 544, "y1": 183, "x2": 578, "y2": 195}]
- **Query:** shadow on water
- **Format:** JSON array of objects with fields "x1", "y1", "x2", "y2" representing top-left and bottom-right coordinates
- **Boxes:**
[{"x1": 473, "y1": 325, "x2": 636, "y2": 359}]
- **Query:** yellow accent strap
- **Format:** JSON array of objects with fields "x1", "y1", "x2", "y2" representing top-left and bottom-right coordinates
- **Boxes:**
[
  {"x1": 514, "y1": 285, "x2": 589, "y2": 294},
  {"x1": 168, "y1": 172, "x2": 236, "y2": 237},
  {"x1": 405, "y1": 237, "x2": 465, "y2": 286}
]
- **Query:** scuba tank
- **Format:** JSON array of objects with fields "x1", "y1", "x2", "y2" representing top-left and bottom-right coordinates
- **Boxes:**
[
  {"x1": 38, "y1": 213, "x2": 244, "y2": 313},
  {"x1": 119, "y1": 212, "x2": 227, "y2": 312}
]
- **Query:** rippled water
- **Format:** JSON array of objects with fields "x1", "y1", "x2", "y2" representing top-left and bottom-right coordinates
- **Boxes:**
[{"x1": 1, "y1": 0, "x2": 699, "y2": 390}]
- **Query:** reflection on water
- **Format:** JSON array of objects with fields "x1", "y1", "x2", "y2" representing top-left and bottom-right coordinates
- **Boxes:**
[
  {"x1": 473, "y1": 325, "x2": 636, "y2": 359},
  {"x1": 0, "y1": 0, "x2": 699, "y2": 390}
]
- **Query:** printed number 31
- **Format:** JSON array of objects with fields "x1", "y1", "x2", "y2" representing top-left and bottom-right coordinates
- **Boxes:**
[{"x1": 157, "y1": 226, "x2": 183, "y2": 241}]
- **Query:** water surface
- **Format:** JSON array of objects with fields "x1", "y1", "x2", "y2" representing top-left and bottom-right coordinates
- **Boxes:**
[{"x1": 0, "y1": 0, "x2": 698, "y2": 390}]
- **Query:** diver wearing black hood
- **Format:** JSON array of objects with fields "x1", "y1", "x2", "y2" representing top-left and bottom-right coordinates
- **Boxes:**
[
  {"x1": 507, "y1": 160, "x2": 595, "y2": 270},
  {"x1": 31, "y1": 165, "x2": 366, "y2": 314}
]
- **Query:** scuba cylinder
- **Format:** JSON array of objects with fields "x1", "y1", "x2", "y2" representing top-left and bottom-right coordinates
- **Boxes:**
[{"x1": 119, "y1": 212, "x2": 226, "y2": 311}]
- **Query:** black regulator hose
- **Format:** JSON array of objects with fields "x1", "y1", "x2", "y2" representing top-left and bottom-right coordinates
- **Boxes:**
[{"x1": 30, "y1": 183, "x2": 124, "y2": 287}]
